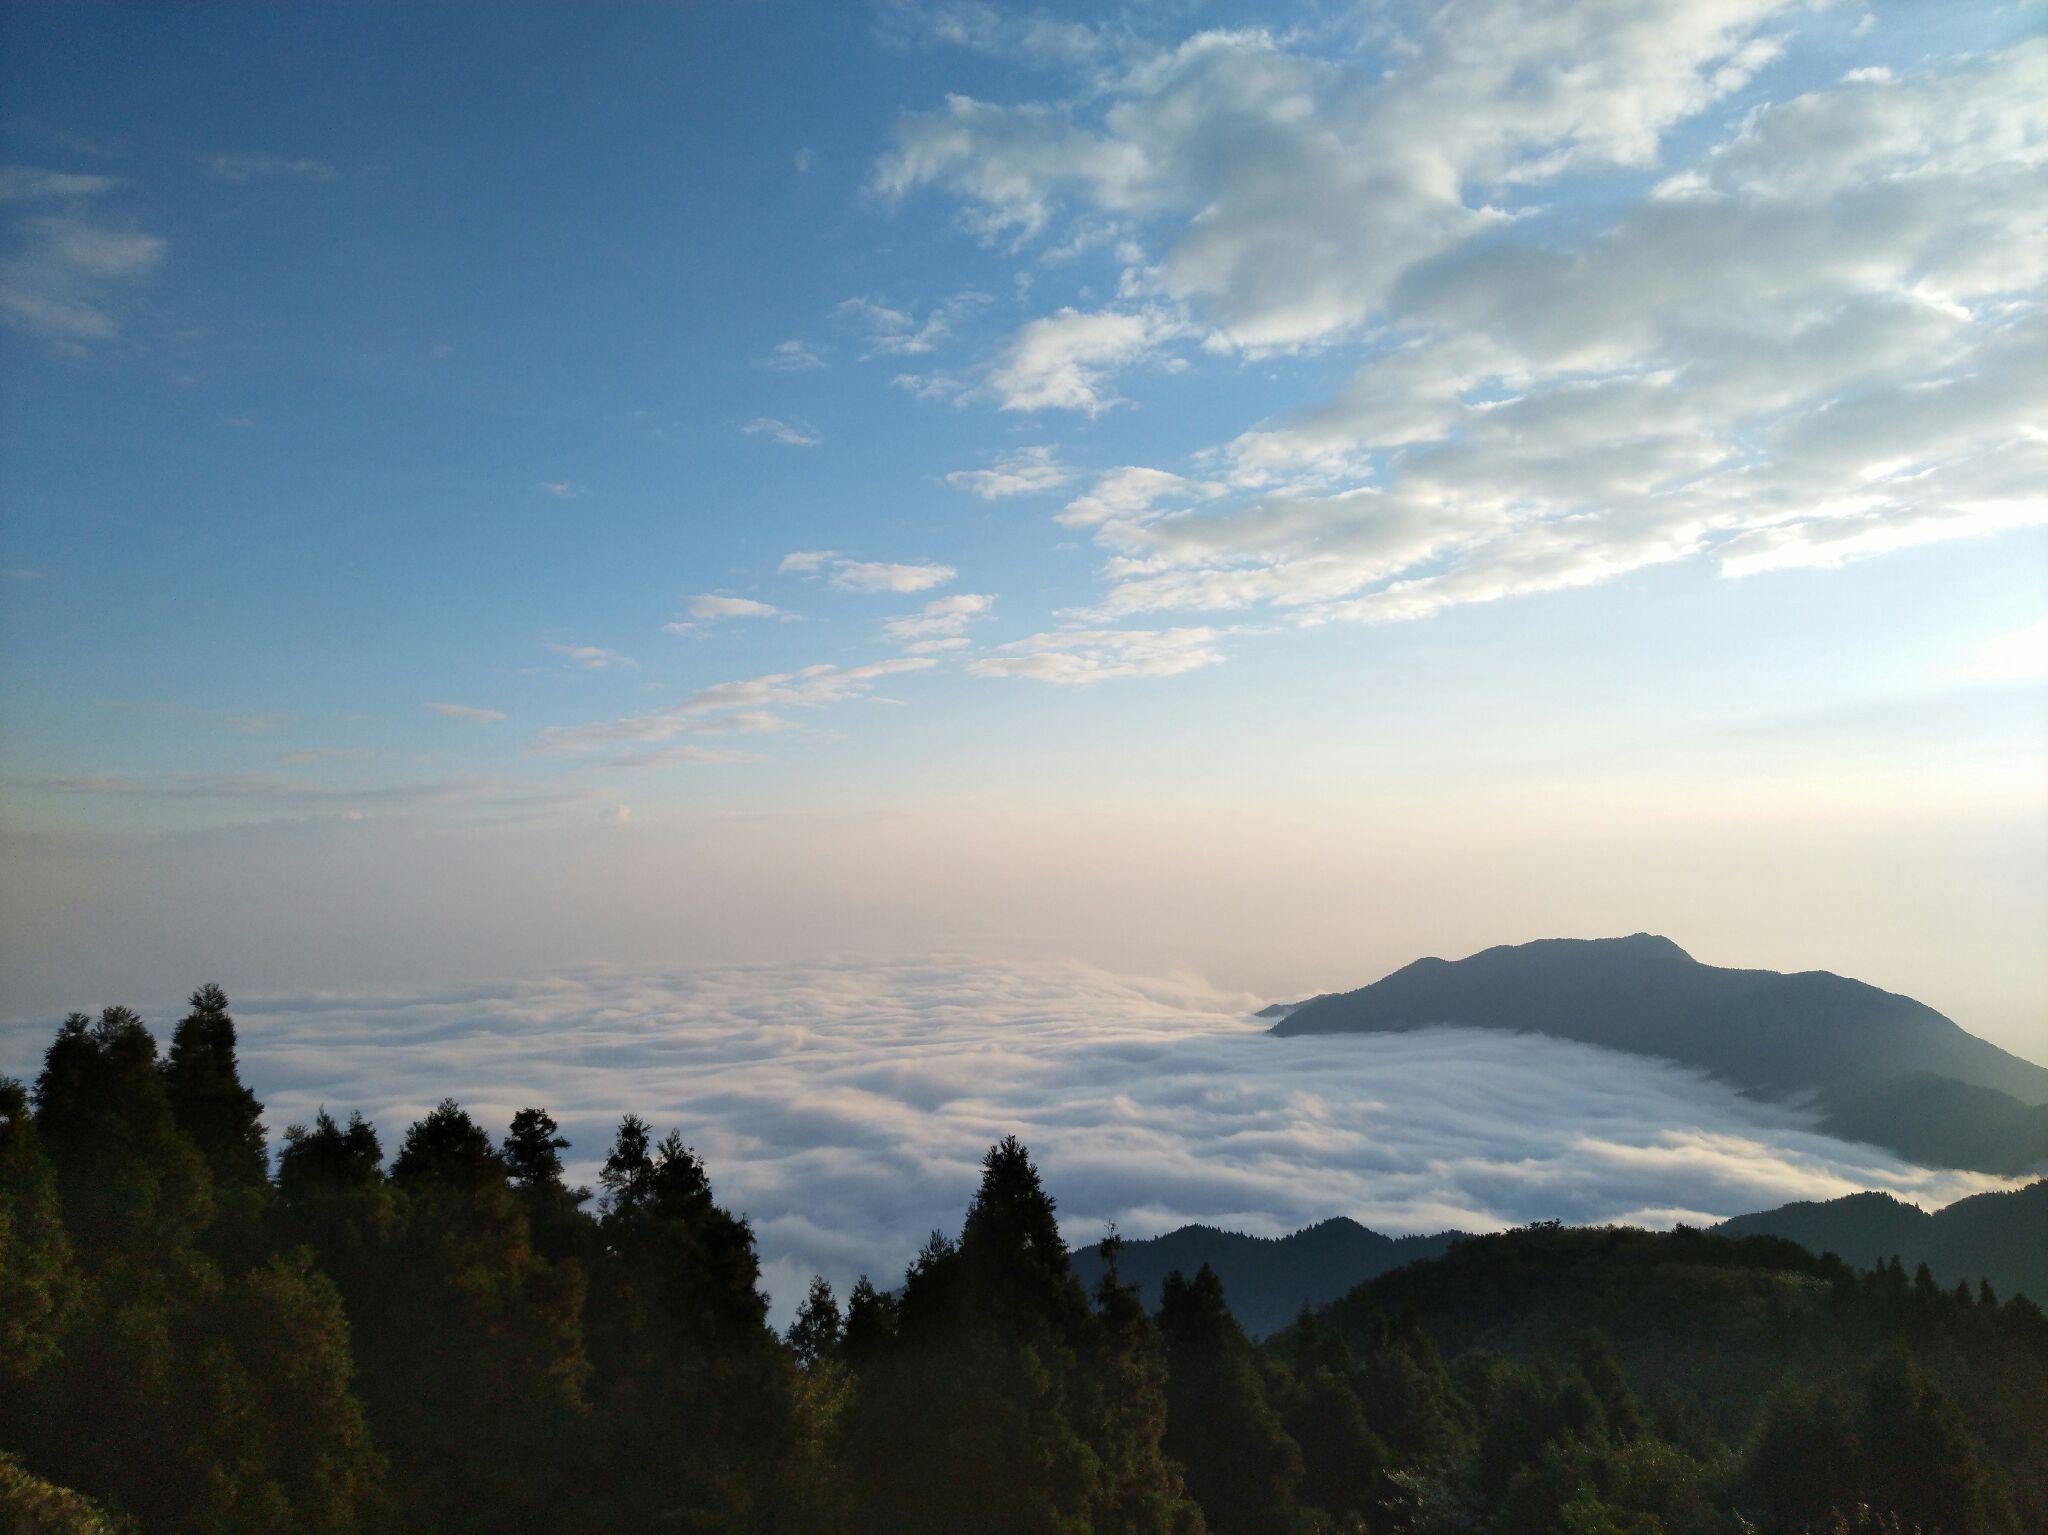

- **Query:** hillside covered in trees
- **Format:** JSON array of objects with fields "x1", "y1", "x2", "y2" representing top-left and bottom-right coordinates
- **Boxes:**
[{"x1": 4, "y1": 990, "x2": 2046, "y2": 1534}]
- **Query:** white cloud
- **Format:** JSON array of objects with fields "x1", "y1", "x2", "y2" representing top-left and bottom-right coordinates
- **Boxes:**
[
  {"x1": 276, "y1": 747, "x2": 375, "y2": 766},
  {"x1": 0, "y1": 166, "x2": 120, "y2": 201},
  {"x1": 666, "y1": 594, "x2": 787, "y2": 635},
  {"x1": 1963, "y1": 618, "x2": 2048, "y2": 685},
  {"x1": 779, "y1": 549, "x2": 838, "y2": 574},
  {"x1": 945, "y1": 444, "x2": 1069, "y2": 498},
  {"x1": 537, "y1": 480, "x2": 586, "y2": 499},
  {"x1": 0, "y1": 193, "x2": 164, "y2": 342},
  {"x1": 425, "y1": 702, "x2": 506, "y2": 723},
  {"x1": 889, "y1": 28, "x2": 2048, "y2": 630},
  {"x1": 794, "y1": 148, "x2": 818, "y2": 174},
  {"x1": 986, "y1": 305, "x2": 1185, "y2": 413},
  {"x1": 835, "y1": 290, "x2": 990, "y2": 359},
  {"x1": 967, "y1": 627, "x2": 1227, "y2": 685},
  {"x1": 877, "y1": 0, "x2": 1108, "y2": 70},
  {"x1": 167, "y1": 958, "x2": 2020, "y2": 1326},
  {"x1": 760, "y1": 339, "x2": 824, "y2": 372},
  {"x1": 545, "y1": 643, "x2": 635, "y2": 671},
  {"x1": 883, "y1": 592, "x2": 995, "y2": 647},
  {"x1": 532, "y1": 659, "x2": 937, "y2": 756},
  {"x1": 829, "y1": 559, "x2": 958, "y2": 594},
  {"x1": 742, "y1": 416, "x2": 822, "y2": 447},
  {"x1": 13, "y1": 771, "x2": 576, "y2": 818},
  {"x1": 606, "y1": 744, "x2": 769, "y2": 770},
  {"x1": 205, "y1": 153, "x2": 337, "y2": 183},
  {"x1": 1058, "y1": 466, "x2": 1217, "y2": 528}
]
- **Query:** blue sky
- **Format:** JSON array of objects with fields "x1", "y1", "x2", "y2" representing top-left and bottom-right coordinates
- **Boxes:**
[{"x1": 2, "y1": 1, "x2": 2044, "y2": 1055}]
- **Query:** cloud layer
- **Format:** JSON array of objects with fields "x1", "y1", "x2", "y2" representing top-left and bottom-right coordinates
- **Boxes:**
[
  {"x1": 880, "y1": 16, "x2": 2048, "y2": 635},
  {"x1": 81, "y1": 957, "x2": 2018, "y2": 1326}
]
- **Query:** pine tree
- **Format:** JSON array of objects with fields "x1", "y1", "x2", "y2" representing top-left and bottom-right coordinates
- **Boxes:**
[
  {"x1": 0, "y1": 1078, "x2": 78, "y2": 1394},
  {"x1": 1157, "y1": 1264, "x2": 1303, "y2": 1535},
  {"x1": 371, "y1": 1100, "x2": 591, "y2": 1530},
  {"x1": 162, "y1": 985, "x2": 267, "y2": 1194},
  {"x1": 1079, "y1": 1233, "x2": 1206, "y2": 1535},
  {"x1": 788, "y1": 1276, "x2": 845, "y2": 1371},
  {"x1": 587, "y1": 1117, "x2": 792, "y2": 1532},
  {"x1": 34, "y1": 1009, "x2": 213, "y2": 1255}
]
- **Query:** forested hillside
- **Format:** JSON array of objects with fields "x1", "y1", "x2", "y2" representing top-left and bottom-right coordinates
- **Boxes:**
[
  {"x1": 4, "y1": 991, "x2": 2045, "y2": 1534},
  {"x1": 1069, "y1": 1219, "x2": 1462, "y2": 1338}
]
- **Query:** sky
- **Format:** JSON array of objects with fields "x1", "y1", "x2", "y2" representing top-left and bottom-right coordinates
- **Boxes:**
[{"x1": 1, "y1": 0, "x2": 2045, "y2": 1067}]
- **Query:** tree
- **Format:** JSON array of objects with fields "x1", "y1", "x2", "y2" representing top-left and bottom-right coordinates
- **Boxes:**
[
  {"x1": 1744, "y1": 1380, "x2": 1860, "y2": 1530},
  {"x1": 1157, "y1": 1265, "x2": 1302, "y2": 1534},
  {"x1": 841, "y1": 1141, "x2": 1126, "y2": 1534},
  {"x1": 162, "y1": 985, "x2": 267, "y2": 1196},
  {"x1": 502, "y1": 1107, "x2": 594, "y2": 1265},
  {"x1": 788, "y1": 1276, "x2": 845, "y2": 1371},
  {"x1": 1076, "y1": 1233, "x2": 1206, "y2": 1535},
  {"x1": 0, "y1": 1078, "x2": 78, "y2": 1395},
  {"x1": 587, "y1": 1117, "x2": 792, "y2": 1532},
  {"x1": 369, "y1": 1100, "x2": 590, "y2": 1531},
  {"x1": 1856, "y1": 1350, "x2": 1991, "y2": 1533},
  {"x1": 33, "y1": 1009, "x2": 212, "y2": 1255}
]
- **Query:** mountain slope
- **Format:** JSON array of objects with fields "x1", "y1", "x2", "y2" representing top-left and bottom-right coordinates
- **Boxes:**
[
  {"x1": 1069, "y1": 1217, "x2": 1460, "y2": 1338},
  {"x1": 1270, "y1": 935, "x2": 2048, "y2": 1172},
  {"x1": 1714, "y1": 1179, "x2": 2048, "y2": 1304}
]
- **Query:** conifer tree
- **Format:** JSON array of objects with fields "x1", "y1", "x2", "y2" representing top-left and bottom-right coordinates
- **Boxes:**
[
  {"x1": 1157, "y1": 1264, "x2": 1303, "y2": 1535},
  {"x1": 34, "y1": 1009, "x2": 212, "y2": 1254},
  {"x1": 373, "y1": 1100, "x2": 591, "y2": 1531},
  {"x1": 788, "y1": 1276, "x2": 845, "y2": 1371},
  {"x1": 162, "y1": 985, "x2": 267, "y2": 1195},
  {"x1": 0, "y1": 1078, "x2": 77, "y2": 1394},
  {"x1": 587, "y1": 1117, "x2": 792, "y2": 1532},
  {"x1": 1077, "y1": 1233, "x2": 1206, "y2": 1535}
]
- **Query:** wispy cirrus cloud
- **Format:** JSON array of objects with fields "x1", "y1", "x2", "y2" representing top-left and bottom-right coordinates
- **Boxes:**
[
  {"x1": 883, "y1": 592, "x2": 994, "y2": 652},
  {"x1": 545, "y1": 642, "x2": 635, "y2": 671},
  {"x1": 0, "y1": 164, "x2": 163, "y2": 342},
  {"x1": 204, "y1": 153, "x2": 337, "y2": 183},
  {"x1": 531, "y1": 657, "x2": 936, "y2": 756},
  {"x1": 830, "y1": 559, "x2": 957, "y2": 594},
  {"x1": 967, "y1": 626, "x2": 1226, "y2": 685},
  {"x1": 835, "y1": 290, "x2": 990, "y2": 359},
  {"x1": 945, "y1": 443, "x2": 1068, "y2": 499},
  {"x1": 425, "y1": 702, "x2": 507, "y2": 723},
  {"x1": 759, "y1": 338, "x2": 825, "y2": 372},
  {"x1": 665, "y1": 594, "x2": 786, "y2": 636},
  {"x1": 743, "y1": 416, "x2": 821, "y2": 447},
  {"x1": 12, "y1": 771, "x2": 578, "y2": 818}
]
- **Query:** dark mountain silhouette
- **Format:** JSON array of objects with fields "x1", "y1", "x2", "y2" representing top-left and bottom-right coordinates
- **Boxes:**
[
  {"x1": 1271, "y1": 934, "x2": 2048, "y2": 1173},
  {"x1": 1817, "y1": 1072, "x2": 2048, "y2": 1176},
  {"x1": 1078, "y1": 1180, "x2": 2045, "y2": 1344},
  {"x1": 1714, "y1": 1179, "x2": 2047, "y2": 1305},
  {"x1": 1070, "y1": 1217, "x2": 1461, "y2": 1338}
]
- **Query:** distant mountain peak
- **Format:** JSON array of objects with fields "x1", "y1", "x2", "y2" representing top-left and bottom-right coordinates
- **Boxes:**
[{"x1": 1271, "y1": 934, "x2": 2048, "y2": 1176}]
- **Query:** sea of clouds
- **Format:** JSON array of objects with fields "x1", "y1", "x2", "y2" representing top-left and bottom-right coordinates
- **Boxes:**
[{"x1": 5, "y1": 958, "x2": 2016, "y2": 1324}]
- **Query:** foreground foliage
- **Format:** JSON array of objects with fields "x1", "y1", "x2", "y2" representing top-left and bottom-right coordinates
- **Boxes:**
[{"x1": 2, "y1": 991, "x2": 2044, "y2": 1533}]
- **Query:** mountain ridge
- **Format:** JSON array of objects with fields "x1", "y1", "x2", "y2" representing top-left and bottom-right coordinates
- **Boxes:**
[
  {"x1": 1269, "y1": 934, "x2": 2048, "y2": 1173},
  {"x1": 1074, "y1": 1178, "x2": 2047, "y2": 1338}
]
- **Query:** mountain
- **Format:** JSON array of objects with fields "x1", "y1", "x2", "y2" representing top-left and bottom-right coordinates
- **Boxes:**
[
  {"x1": 1271, "y1": 934, "x2": 2048, "y2": 1173},
  {"x1": 1069, "y1": 1217, "x2": 1461, "y2": 1338},
  {"x1": 1714, "y1": 1179, "x2": 2048, "y2": 1304}
]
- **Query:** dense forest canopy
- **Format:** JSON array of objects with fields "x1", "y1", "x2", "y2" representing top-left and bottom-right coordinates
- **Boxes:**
[{"x1": 3, "y1": 990, "x2": 2045, "y2": 1534}]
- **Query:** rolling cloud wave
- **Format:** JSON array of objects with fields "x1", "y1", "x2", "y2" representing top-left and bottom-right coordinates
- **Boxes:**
[{"x1": 6, "y1": 958, "x2": 2015, "y2": 1323}]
